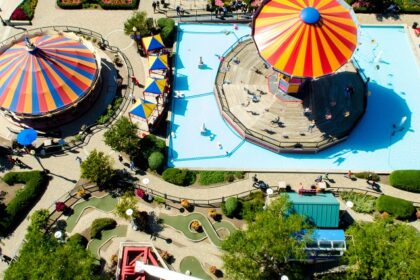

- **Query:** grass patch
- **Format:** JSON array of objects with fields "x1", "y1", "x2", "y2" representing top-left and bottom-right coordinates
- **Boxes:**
[
  {"x1": 97, "y1": 96, "x2": 123, "y2": 125},
  {"x1": 87, "y1": 225, "x2": 127, "y2": 259},
  {"x1": 340, "y1": 192, "x2": 377, "y2": 214},
  {"x1": 65, "y1": 195, "x2": 117, "y2": 232},
  {"x1": 179, "y1": 256, "x2": 212, "y2": 280}
]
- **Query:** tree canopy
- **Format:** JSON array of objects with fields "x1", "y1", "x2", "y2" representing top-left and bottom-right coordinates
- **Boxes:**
[
  {"x1": 80, "y1": 149, "x2": 114, "y2": 186},
  {"x1": 4, "y1": 210, "x2": 109, "y2": 280},
  {"x1": 123, "y1": 11, "x2": 152, "y2": 37},
  {"x1": 221, "y1": 196, "x2": 311, "y2": 280},
  {"x1": 342, "y1": 220, "x2": 420, "y2": 279},
  {"x1": 104, "y1": 116, "x2": 139, "y2": 155}
]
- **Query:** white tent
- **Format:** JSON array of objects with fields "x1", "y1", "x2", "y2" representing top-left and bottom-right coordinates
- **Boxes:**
[{"x1": 0, "y1": 0, "x2": 24, "y2": 22}]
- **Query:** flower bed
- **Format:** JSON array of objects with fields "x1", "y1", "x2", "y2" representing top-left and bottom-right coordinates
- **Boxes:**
[
  {"x1": 57, "y1": 0, "x2": 139, "y2": 9},
  {"x1": 11, "y1": 0, "x2": 38, "y2": 20}
]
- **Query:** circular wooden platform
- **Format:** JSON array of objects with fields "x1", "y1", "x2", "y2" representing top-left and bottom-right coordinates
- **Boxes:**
[{"x1": 214, "y1": 40, "x2": 367, "y2": 153}]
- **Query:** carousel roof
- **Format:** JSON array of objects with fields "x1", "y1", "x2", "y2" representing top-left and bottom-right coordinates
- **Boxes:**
[
  {"x1": 0, "y1": 34, "x2": 98, "y2": 115},
  {"x1": 253, "y1": 0, "x2": 358, "y2": 78}
]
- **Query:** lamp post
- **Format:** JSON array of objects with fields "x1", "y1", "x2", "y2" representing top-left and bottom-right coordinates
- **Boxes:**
[{"x1": 132, "y1": 27, "x2": 140, "y2": 53}]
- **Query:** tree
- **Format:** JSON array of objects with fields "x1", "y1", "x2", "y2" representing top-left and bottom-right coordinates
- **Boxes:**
[
  {"x1": 81, "y1": 149, "x2": 114, "y2": 186},
  {"x1": 221, "y1": 196, "x2": 310, "y2": 280},
  {"x1": 342, "y1": 221, "x2": 420, "y2": 279},
  {"x1": 4, "y1": 212, "x2": 109, "y2": 280},
  {"x1": 104, "y1": 117, "x2": 139, "y2": 155},
  {"x1": 114, "y1": 193, "x2": 138, "y2": 220},
  {"x1": 148, "y1": 151, "x2": 164, "y2": 171},
  {"x1": 123, "y1": 11, "x2": 152, "y2": 37}
]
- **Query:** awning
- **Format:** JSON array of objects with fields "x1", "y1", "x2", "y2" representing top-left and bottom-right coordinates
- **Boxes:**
[
  {"x1": 142, "y1": 34, "x2": 165, "y2": 52},
  {"x1": 148, "y1": 55, "x2": 168, "y2": 71},
  {"x1": 129, "y1": 98, "x2": 156, "y2": 119},
  {"x1": 144, "y1": 77, "x2": 166, "y2": 95},
  {"x1": 253, "y1": 0, "x2": 358, "y2": 78}
]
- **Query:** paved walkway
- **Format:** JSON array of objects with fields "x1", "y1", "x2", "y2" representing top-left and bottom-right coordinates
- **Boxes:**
[{"x1": 1, "y1": 2, "x2": 420, "y2": 275}]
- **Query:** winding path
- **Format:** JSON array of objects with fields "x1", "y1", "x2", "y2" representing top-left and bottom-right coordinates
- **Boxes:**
[{"x1": 160, "y1": 212, "x2": 237, "y2": 247}]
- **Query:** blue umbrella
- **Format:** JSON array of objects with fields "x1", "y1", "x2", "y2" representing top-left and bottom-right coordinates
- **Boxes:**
[{"x1": 17, "y1": 128, "x2": 38, "y2": 146}]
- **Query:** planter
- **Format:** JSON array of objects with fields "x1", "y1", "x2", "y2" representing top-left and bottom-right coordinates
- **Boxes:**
[{"x1": 190, "y1": 220, "x2": 202, "y2": 232}]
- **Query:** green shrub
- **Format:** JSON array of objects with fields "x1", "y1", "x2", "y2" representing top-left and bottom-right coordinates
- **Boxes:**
[
  {"x1": 97, "y1": 96, "x2": 123, "y2": 125},
  {"x1": 222, "y1": 197, "x2": 240, "y2": 217},
  {"x1": 162, "y1": 168, "x2": 196, "y2": 186},
  {"x1": 1, "y1": 171, "x2": 48, "y2": 235},
  {"x1": 148, "y1": 152, "x2": 165, "y2": 171},
  {"x1": 389, "y1": 170, "x2": 420, "y2": 193},
  {"x1": 153, "y1": 196, "x2": 166, "y2": 204},
  {"x1": 157, "y1": 18, "x2": 176, "y2": 47},
  {"x1": 340, "y1": 192, "x2": 377, "y2": 214},
  {"x1": 90, "y1": 218, "x2": 117, "y2": 239},
  {"x1": 376, "y1": 195, "x2": 415, "y2": 220},
  {"x1": 354, "y1": 172, "x2": 380, "y2": 182},
  {"x1": 240, "y1": 192, "x2": 265, "y2": 221},
  {"x1": 199, "y1": 171, "x2": 226, "y2": 185},
  {"x1": 198, "y1": 171, "x2": 246, "y2": 185},
  {"x1": 68, "y1": 233, "x2": 88, "y2": 248}
]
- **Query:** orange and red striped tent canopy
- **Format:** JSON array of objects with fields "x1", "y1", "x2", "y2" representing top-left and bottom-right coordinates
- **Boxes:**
[{"x1": 253, "y1": 0, "x2": 358, "y2": 78}]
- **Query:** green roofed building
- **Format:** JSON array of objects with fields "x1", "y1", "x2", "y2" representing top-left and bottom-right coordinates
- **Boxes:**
[{"x1": 287, "y1": 192, "x2": 340, "y2": 228}]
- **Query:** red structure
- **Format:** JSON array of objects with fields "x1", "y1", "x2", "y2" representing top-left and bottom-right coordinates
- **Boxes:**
[{"x1": 118, "y1": 242, "x2": 167, "y2": 280}]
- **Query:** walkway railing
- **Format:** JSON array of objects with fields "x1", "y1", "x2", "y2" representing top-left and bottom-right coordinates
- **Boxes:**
[
  {"x1": 167, "y1": 10, "x2": 253, "y2": 23},
  {"x1": 135, "y1": 183, "x2": 280, "y2": 207},
  {"x1": 0, "y1": 26, "x2": 135, "y2": 155}
]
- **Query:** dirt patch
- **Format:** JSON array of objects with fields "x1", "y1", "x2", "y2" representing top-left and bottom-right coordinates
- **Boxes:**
[{"x1": 0, "y1": 180, "x2": 24, "y2": 205}]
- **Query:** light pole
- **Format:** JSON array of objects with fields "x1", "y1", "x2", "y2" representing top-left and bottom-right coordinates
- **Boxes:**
[{"x1": 132, "y1": 27, "x2": 140, "y2": 53}]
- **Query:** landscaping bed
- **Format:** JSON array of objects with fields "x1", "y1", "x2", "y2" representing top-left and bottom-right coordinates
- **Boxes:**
[
  {"x1": 10, "y1": 0, "x2": 38, "y2": 21},
  {"x1": 340, "y1": 191, "x2": 377, "y2": 214},
  {"x1": 57, "y1": 0, "x2": 139, "y2": 9}
]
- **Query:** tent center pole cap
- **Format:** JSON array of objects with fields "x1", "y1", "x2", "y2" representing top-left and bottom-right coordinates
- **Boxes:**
[{"x1": 300, "y1": 7, "x2": 320, "y2": 24}]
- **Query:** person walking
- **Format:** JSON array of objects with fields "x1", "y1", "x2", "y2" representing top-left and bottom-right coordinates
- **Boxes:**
[
  {"x1": 156, "y1": 0, "x2": 160, "y2": 10},
  {"x1": 345, "y1": 170, "x2": 353, "y2": 179},
  {"x1": 118, "y1": 155, "x2": 123, "y2": 163},
  {"x1": 152, "y1": 1, "x2": 157, "y2": 13},
  {"x1": 75, "y1": 156, "x2": 82, "y2": 165},
  {"x1": 130, "y1": 160, "x2": 135, "y2": 171},
  {"x1": 367, "y1": 173, "x2": 373, "y2": 185}
]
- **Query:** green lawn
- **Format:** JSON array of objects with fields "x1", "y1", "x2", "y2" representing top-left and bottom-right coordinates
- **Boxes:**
[
  {"x1": 159, "y1": 212, "x2": 237, "y2": 247},
  {"x1": 65, "y1": 195, "x2": 117, "y2": 232},
  {"x1": 179, "y1": 256, "x2": 212, "y2": 280},
  {"x1": 87, "y1": 225, "x2": 127, "y2": 259}
]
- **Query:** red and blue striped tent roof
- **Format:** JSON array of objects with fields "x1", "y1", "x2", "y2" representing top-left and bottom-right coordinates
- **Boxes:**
[
  {"x1": 252, "y1": 0, "x2": 358, "y2": 78},
  {"x1": 0, "y1": 34, "x2": 98, "y2": 115}
]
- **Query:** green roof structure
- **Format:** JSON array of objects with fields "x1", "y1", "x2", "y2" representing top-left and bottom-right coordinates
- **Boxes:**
[{"x1": 287, "y1": 192, "x2": 340, "y2": 228}]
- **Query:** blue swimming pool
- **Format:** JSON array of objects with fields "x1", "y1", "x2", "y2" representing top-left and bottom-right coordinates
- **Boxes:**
[{"x1": 169, "y1": 23, "x2": 420, "y2": 172}]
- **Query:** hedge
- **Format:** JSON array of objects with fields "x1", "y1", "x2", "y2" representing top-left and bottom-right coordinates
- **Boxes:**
[
  {"x1": 240, "y1": 192, "x2": 265, "y2": 222},
  {"x1": 68, "y1": 233, "x2": 88, "y2": 248},
  {"x1": 198, "y1": 171, "x2": 245, "y2": 185},
  {"x1": 90, "y1": 218, "x2": 117, "y2": 239},
  {"x1": 162, "y1": 168, "x2": 196, "y2": 186},
  {"x1": 0, "y1": 171, "x2": 48, "y2": 235},
  {"x1": 56, "y1": 0, "x2": 83, "y2": 9},
  {"x1": 57, "y1": 0, "x2": 139, "y2": 9},
  {"x1": 222, "y1": 197, "x2": 241, "y2": 217},
  {"x1": 389, "y1": 170, "x2": 420, "y2": 193},
  {"x1": 376, "y1": 195, "x2": 415, "y2": 220},
  {"x1": 354, "y1": 172, "x2": 380, "y2": 182}
]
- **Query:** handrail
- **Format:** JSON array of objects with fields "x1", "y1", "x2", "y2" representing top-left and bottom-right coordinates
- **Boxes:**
[{"x1": 136, "y1": 183, "x2": 280, "y2": 207}]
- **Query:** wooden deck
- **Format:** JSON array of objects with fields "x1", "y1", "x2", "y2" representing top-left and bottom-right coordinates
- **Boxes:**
[{"x1": 214, "y1": 40, "x2": 367, "y2": 152}]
